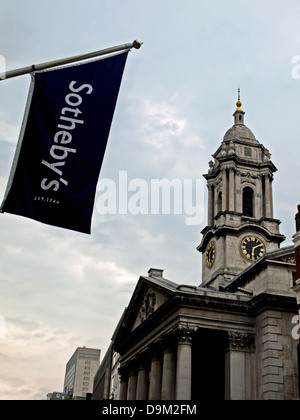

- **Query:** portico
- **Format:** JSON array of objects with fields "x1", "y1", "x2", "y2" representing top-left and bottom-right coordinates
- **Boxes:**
[
  {"x1": 113, "y1": 268, "x2": 261, "y2": 401},
  {"x1": 111, "y1": 256, "x2": 298, "y2": 401},
  {"x1": 117, "y1": 324, "x2": 256, "y2": 401}
]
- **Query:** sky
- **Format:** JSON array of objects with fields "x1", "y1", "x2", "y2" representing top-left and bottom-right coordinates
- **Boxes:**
[{"x1": 0, "y1": 0, "x2": 300, "y2": 400}]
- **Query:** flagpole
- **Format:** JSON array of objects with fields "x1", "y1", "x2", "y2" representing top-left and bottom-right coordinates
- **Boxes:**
[{"x1": 0, "y1": 40, "x2": 143, "y2": 80}]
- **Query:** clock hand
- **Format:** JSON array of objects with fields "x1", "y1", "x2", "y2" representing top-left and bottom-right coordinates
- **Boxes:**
[{"x1": 252, "y1": 244, "x2": 263, "y2": 258}]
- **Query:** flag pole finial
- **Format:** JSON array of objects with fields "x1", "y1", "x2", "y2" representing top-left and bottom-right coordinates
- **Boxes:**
[{"x1": 133, "y1": 40, "x2": 143, "y2": 49}]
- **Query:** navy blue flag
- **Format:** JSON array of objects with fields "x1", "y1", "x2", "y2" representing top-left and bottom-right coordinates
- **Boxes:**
[{"x1": 0, "y1": 51, "x2": 128, "y2": 234}]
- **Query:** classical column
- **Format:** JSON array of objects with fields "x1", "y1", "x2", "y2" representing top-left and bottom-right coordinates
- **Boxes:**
[
  {"x1": 118, "y1": 366, "x2": 128, "y2": 401},
  {"x1": 264, "y1": 174, "x2": 273, "y2": 218},
  {"x1": 269, "y1": 176, "x2": 274, "y2": 218},
  {"x1": 228, "y1": 168, "x2": 235, "y2": 211},
  {"x1": 256, "y1": 174, "x2": 263, "y2": 219},
  {"x1": 225, "y1": 331, "x2": 255, "y2": 400},
  {"x1": 127, "y1": 364, "x2": 138, "y2": 400},
  {"x1": 175, "y1": 325, "x2": 194, "y2": 400},
  {"x1": 221, "y1": 169, "x2": 227, "y2": 212},
  {"x1": 207, "y1": 184, "x2": 214, "y2": 226},
  {"x1": 235, "y1": 171, "x2": 242, "y2": 213},
  {"x1": 149, "y1": 347, "x2": 162, "y2": 400},
  {"x1": 136, "y1": 356, "x2": 149, "y2": 400},
  {"x1": 161, "y1": 341, "x2": 176, "y2": 400}
]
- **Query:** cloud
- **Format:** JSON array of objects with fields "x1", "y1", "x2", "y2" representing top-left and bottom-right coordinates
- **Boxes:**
[
  {"x1": 0, "y1": 119, "x2": 20, "y2": 145},
  {"x1": 0, "y1": 315, "x2": 79, "y2": 400},
  {"x1": 120, "y1": 96, "x2": 207, "y2": 181}
]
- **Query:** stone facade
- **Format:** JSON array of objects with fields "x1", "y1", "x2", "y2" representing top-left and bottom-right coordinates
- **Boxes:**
[
  {"x1": 92, "y1": 343, "x2": 112, "y2": 400},
  {"x1": 293, "y1": 206, "x2": 300, "y2": 313},
  {"x1": 292, "y1": 205, "x2": 300, "y2": 398},
  {"x1": 255, "y1": 309, "x2": 298, "y2": 400},
  {"x1": 111, "y1": 265, "x2": 298, "y2": 401}
]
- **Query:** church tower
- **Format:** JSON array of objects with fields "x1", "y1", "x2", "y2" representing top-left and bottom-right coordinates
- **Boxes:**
[{"x1": 197, "y1": 91, "x2": 285, "y2": 287}]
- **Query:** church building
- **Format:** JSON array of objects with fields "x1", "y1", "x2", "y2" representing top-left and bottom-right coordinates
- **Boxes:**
[{"x1": 95, "y1": 94, "x2": 299, "y2": 400}]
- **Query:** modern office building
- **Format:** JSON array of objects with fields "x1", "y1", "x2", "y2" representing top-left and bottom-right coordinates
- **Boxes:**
[{"x1": 63, "y1": 346, "x2": 100, "y2": 398}]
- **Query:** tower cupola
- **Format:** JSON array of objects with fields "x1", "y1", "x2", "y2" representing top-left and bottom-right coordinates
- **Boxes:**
[{"x1": 233, "y1": 88, "x2": 245, "y2": 125}]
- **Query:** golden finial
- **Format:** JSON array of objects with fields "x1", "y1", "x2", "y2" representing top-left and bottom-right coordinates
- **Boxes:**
[{"x1": 236, "y1": 87, "x2": 242, "y2": 110}]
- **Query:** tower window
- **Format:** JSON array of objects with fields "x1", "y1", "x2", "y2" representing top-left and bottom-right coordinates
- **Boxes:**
[
  {"x1": 243, "y1": 187, "x2": 254, "y2": 217},
  {"x1": 293, "y1": 272, "x2": 297, "y2": 287},
  {"x1": 244, "y1": 147, "x2": 252, "y2": 157},
  {"x1": 217, "y1": 192, "x2": 222, "y2": 214}
]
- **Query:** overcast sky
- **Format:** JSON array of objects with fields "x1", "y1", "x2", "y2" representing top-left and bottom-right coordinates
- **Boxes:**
[{"x1": 0, "y1": 0, "x2": 300, "y2": 400}]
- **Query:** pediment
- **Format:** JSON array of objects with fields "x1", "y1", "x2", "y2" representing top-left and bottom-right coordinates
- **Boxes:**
[
  {"x1": 113, "y1": 274, "x2": 178, "y2": 352},
  {"x1": 131, "y1": 286, "x2": 168, "y2": 331},
  {"x1": 266, "y1": 251, "x2": 295, "y2": 265}
]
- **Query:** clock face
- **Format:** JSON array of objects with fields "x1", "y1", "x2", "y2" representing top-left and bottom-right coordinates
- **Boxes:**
[
  {"x1": 241, "y1": 236, "x2": 265, "y2": 262},
  {"x1": 206, "y1": 241, "x2": 215, "y2": 268}
]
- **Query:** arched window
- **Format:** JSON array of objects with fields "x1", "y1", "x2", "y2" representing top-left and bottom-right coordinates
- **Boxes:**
[{"x1": 243, "y1": 187, "x2": 254, "y2": 217}]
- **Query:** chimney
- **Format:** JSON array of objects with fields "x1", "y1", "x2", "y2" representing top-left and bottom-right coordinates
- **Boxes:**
[
  {"x1": 296, "y1": 204, "x2": 300, "y2": 233},
  {"x1": 148, "y1": 268, "x2": 164, "y2": 278}
]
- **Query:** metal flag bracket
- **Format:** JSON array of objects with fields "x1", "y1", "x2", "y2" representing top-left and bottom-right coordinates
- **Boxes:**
[{"x1": 0, "y1": 40, "x2": 143, "y2": 81}]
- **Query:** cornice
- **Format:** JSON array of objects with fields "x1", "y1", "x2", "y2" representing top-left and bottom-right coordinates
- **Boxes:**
[
  {"x1": 203, "y1": 155, "x2": 277, "y2": 180},
  {"x1": 197, "y1": 218, "x2": 286, "y2": 253},
  {"x1": 249, "y1": 292, "x2": 298, "y2": 316}
]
